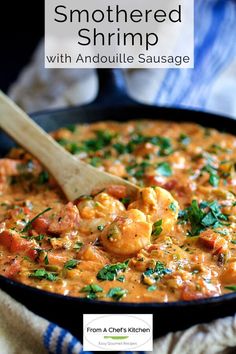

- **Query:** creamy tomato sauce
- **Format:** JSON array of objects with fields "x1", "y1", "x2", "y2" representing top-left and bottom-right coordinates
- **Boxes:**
[{"x1": 1, "y1": 120, "x2": 236, "y2": 302}]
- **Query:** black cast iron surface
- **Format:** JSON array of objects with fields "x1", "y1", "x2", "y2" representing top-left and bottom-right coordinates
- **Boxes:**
[{"x1": 0, "y1": 69, "x2": 236, "y2": 339}]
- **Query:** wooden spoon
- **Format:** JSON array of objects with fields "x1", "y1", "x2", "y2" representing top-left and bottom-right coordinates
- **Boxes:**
[{"x1": 0, "y1": 91, "x2": 138, "y2": 200}]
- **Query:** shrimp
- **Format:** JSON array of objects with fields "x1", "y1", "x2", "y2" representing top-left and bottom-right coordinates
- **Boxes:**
[
  {"x1": 128, "y1": 187, "x2": 179, "y2": 235},
  {"x1": 77, "y1": 192, "x2": 125, "y2": 221},
  {"x1": 0, "y1": 158, "x2": 20, "y2": 177},
  {"x1": 77, "y1": 192, "x2": 125, "y2": 237},
  {"x1": 100, "y1": 209, "x2": 152, "y2": 256},
  {"x1": 221, "y1": 262, "x2": 236, "y2": 285},
  {"x1": 48, "y1": 202, "x2": 80, "y2": 235}
]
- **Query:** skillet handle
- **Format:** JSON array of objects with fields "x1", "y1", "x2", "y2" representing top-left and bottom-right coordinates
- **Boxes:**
[{"x1": 94, "y1": 69, "x2": 135, "y2": 105}]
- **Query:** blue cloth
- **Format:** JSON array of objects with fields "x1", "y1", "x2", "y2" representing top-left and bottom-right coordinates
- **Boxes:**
[
  {"x1": 42, "y1": 1, "x2": 236, "y2": 353},
  {"x1": 155, "y1": 0, "x2": 236, "y2": 116}
]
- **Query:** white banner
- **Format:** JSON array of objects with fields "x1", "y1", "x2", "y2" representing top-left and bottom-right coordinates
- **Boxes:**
[
  {"x1": 83, "y1": 314, "x2": 153, "y2": 351},
  {"x1": 45, "y1": 0, "x2": 194, "y2": 68}
]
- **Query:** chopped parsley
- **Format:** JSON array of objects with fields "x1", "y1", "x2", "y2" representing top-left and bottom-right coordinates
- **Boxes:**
[
  {"x1": 126, "y1": 161, "x2": 151, "y2": 179},
  {"x1": 97, "y1": 225, "x2": 105, "y2": 231},
  {"x1": 169, "y1": 202, "x2": 177, "y2": 212},
  {"x1": 113, "y1": 143, "x2": 130, "y2": 154},
  {"x1": 107, "y1": 287, "x2": 128, "y2": 301},
  {"x1": 142, "y1": 261, "x2": 171, "y2": 285},
  {"x1": 178, "y1": 133, "x2": 190, "y2": 145},
  {"x1": 83, "y1": 130, "x2": 114, "y2": 152},
  {"x1": 209, "y1": 144, "x2": 231, "y2": 154},
  {"x1": 29, "y1": 269, "x2": 57, "y2": 281},
  {"x1": 81, "y1": 284, "x2": 103, "y2": 299},
  {"x1": 58, "y1": 130, "x2": 114, "y2": 154},
  {"x1": 151, "y1": 136, "x2": 173, "y2": 156},
  {"x1": 21, "y1": 234, "x2": 45, "y2": 242},
  {"x1": 156, "y1": 162, "x2": 172, "y2": 177},
  {"x1": 119, "y1": 134, "x2": 173, "y2": 156},
  {"x1": 117, "y1": 275, "x2": 125, "y2": 282},
  {"x1": 22, "y1": 207, "x2": 52, "y2": 233},
  {"x1": 97, "y1": 260, "x2": 129, "y2": 281},
  {"x1": 66, "y1": 124, "x2": 77, "y2": 133},
  {"x1": 202, "y1": 164, "x2": 219, "y2": 187},
  {"x1": 147, "y1": 285, "x2": 157, "y2": 292},
  {"x1": 152, "y1": 220, "x2": 163, "y2": 239},
  {"x1": 64, "y1": 259, "x2": 79, "y2": 270},
  {"x1": 225, "y1": 285, "x2": 236, "y2": 292},
  {"x1": 38, "y1": 171, "x2": 49, "y2": 185},
  {"x1": 74, "y1": 241, "x2": 83, "y2": 250},
  {"x1": 178, "y1": 200, "x2": 228, "y2": 236},
  {"x1": 90, "y1": 157, "x2": 102, "y2": 167},
  {"x1": 44, "y1": 254, "x2": 49, "y2": 265},
  {"x1": 120, "y1": 197, "x2": 131, "y2": 206}
]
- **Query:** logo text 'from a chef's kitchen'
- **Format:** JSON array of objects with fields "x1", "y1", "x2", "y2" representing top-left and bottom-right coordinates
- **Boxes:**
[
  {"x1": 45, "y1": 0, "x2": 194, "y2": 68},
  {"x1": 83, "y1": 314, "x2": 153, "y2": 351}
]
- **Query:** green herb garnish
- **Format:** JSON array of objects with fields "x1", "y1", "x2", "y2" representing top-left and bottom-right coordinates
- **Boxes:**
[
  {"x1": 21, "y1": 234, "x2": 45, "y2": 242},
  {"x1": 64, "y1": 259, "x2": 79, "y2": 270},
  {"x1": 44, "y1": 254, "x2": 49, "y2": 265},
  {"x1": 169, "y1": 202, "x2": 177, "y2": 212},
  {"x1": 142, "y1": 261, "x2": 171, "y2": 285},
  {"x1": 126, "y1": 161, "x2": 151, "y2": 179},
  {"x1": 107, "y1": 287, "x2": 128, "y2": 301},
  {"x1": 66, "y1": 124, "x2": 77, "y2": 133},
  {"x1": 97, "y1": 261, "x2": 129, "y2": 281},
  {"x1": 202, "y1": 164, "x2": 219, "y2": 187},
  {"x1": 97, "y1": 225, "x2": 105, "y2": 231},
  {"x1": 38, "y1": 171, "x2": 49, "y2": 185},
  {"x1": 225, "y1": 285, "x2": 236, "y2": 292},
  {"x1": 74, "y1": 241, "x2": 83, "y2": 250},
  {"x1": 22, "y1": 207, "x2": 51, "y2": 233},
  {"x1": 156, "y1": 162, "x2": 172, "y2": 177},
  {"x1": 178, "y1": 200, "x2": 228, "y2": 236},
  {"x1": 178, "y1": 133, "x2": 190, "y2": 145},
  {"x1": 90, "y1": 157, "x2": 102, "y2": 167},
  {"x1": 29, "y1": 269, "x2": 57, "y2": 281},
  {"x1": 152, "y1": 220, "x2": 163, "y2": 238},
  {"x1": 120, "y1": 197, "x2": 131, "y2": 206},
  {"x1": 147, "y1": 285, "x2": 157, "y2": 292},
  {"x1": 117, "y1": 275, "x2": 125, "y2": 282},
  {"x1": 81, "y1": 284, "x2": 103, "y2": 299}
]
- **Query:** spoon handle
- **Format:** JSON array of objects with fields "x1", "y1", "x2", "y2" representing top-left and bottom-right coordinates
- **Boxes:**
[
  {"x1": 0, "y1": 91, "x2": 138, "y2": 200},
  {"x1": 0, "y1": 90, "x2": 72, "y2": 173}
]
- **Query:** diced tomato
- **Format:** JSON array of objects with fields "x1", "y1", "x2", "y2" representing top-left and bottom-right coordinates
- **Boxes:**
[
  {"x1": 27, "y1": 248, "x2": 38, "y2": 260},
  {"x1": 146, "y1": 244, "x2": 159, "y2": 253},
  {"x1": 105, "y1": 185, "x2": 127, "y2": 199},
  {"x1": 199, "y1": 231, "x2": 216, "y2": 249},
  {"x1": 32, "y1": 217, "x2": 49, "y2": 234},
  {"x1": 4, "y1": 258, "x2": 20, "y2": 278},
  {"x1": 198, "y1": 230, "x2": 228, "y2": 254},
  {"x1": 6, "y1": 207, "x2": 31, "y2": 225},
  {"x1": 0, "y1": 230, "x2": 12, "y2": 249},
  {"x1": 0, "y1": 158, "x2": 20, "y2": 177},
  {"x1": 22, "y1": 207, "x2": 31, "y2": 215},
  {"x1": 0, "y1": 230, "x2": 37, "y2": 259},
  {"x1": 145, "y1": 175, "x2": 164, "y2": 187},
  {"x1": 48, "y1": 202, "x2": 80, "y2": 235},
  {"x1": 163, "y1": 179, "x2": 178, "y2": 191},
  {"x1": 180, "y1": 285, "x2": 204, "y2": 301},
  {"x1": 77, "y1": 245, "x2": 109, "y2": 264},
  {"x1": 47, "y1": 252, "x2": 68, "y2": 266}
]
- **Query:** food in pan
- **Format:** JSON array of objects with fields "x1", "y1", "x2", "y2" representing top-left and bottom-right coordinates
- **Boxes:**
[{"x1": 1, "y1": 120, "x2": 236, "y2": 302}]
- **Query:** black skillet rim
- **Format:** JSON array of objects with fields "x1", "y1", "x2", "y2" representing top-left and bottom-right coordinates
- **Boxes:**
[
  {"x1": 1, "y1": 69, "x2": 236, "y2": 311},
  {"x1": 1, "y1": 105, "x2": 236, "y2": 311}
]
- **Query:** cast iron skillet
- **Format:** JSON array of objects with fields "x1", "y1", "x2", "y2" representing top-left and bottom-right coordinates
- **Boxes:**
[{"x1": 0, "y1": 69, "x2": 236, "y2": 339}]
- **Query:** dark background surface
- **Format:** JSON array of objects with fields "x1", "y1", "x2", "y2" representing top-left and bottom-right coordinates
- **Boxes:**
[{"x1": 0, "y1": 2, "x2": 44, "y2": 92}]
